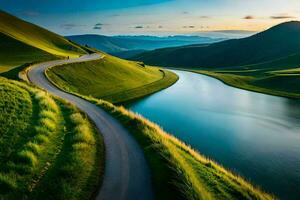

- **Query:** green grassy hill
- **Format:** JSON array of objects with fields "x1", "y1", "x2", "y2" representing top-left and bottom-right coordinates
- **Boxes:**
[
  {"x1": 0, "y1": 77, "x2": 103, "y2": 199},
  {"x1": 187, "y1": 53, "x2": 300, "y2": 98},
  {"x1": 132, "y1": 21, "x2": 300, "y2": 68},
  {"x1": 0, "y1": 11, "x2": 87, "y2": 73},
  {"x1": 46, "y1": 54, "x2": 178, "y2": 103},
  {"x1": 190, "y1": 68, "x2": 300, "y2": 98},
  {"x1": 0, "y1": 11, "x2": 86, "y2": 58},
  {"x1": 0, "y1": 32, "x2": 56, "y2": 73}
]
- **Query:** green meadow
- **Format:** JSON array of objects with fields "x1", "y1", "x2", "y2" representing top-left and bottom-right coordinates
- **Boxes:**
[
  {"x1": 0, "y1": 32, "x2": 56, "y2": 73},
  {"x1": 187, "y1": 54, "x2": 300, "y2": 99},
  {"x1": 46, "y1": 54, "x2": 178, "y2": 103},
  {"x1": 191, "y1": 69, "x2": 300, "y2": 99},
  {"x1": 0, "y1": 77, "x2": 104, "y2": 199}
]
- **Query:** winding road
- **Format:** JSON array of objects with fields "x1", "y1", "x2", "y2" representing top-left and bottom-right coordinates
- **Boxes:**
[{"x1": 26, "y1": 54, "x2": 154, "y2": 200}]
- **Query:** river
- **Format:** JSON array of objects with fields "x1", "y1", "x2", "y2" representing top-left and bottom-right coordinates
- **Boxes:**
[{"x1": 126, "y1": 70, "x2": 300, "y2": 200}]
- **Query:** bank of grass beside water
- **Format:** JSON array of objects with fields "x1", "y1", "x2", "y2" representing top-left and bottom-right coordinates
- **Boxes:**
[
  {"x1": 102, "y1": 69, "x2": 178, "y2": 103},
  {"x1": 185, "y1": 69, "x2": 300, "y2": 99},
  {"x1": 46, "y1": 55, "x2": 178, "y2": 104},
  {"x1": 93, "y1": 99, "x2": 275, "y2": 200},
  {"x1": 0, "y1": 77, "x2": 104, "y2": 199}
]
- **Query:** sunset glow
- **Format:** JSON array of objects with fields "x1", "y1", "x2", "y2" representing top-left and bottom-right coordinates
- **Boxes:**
[{"x1": 1, "y1": 0, "x2": 299, "y2": 36}]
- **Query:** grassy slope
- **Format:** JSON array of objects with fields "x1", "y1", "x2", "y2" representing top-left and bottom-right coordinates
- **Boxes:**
[
  {"x1": 0, "y1": 10, "x2": 88, "y2": 73},
  {"x1": 0, "y1": 11, "x2": 86, "y2": 58},
  {"x1": 104, "y1": 105, "x2": 274, "y2": 200},
  {"x1": 190, "y1": 70, "x2": 300, "y2": 99},
  {"x1": 46, "y1": 54, "x2": 178, "y2": 103},
  {"x1": 186, "y1": 54, "x2": 300, "y2": 98},
  {"x1": 0, "y1": 78, "x2": 103, "y2": 199},
  {"x1": 0, "y1": 32, "x2": 57, "y2": 73}
]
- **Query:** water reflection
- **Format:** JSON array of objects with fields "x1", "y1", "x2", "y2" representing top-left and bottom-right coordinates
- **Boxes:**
[{"x1": 127, "y1": 70, "x2": 300, "y2": 200}]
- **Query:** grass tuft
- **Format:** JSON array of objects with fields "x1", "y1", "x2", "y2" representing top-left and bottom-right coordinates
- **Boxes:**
[
  {"x1": 33, "y1": 134, "x2": 49, "y2": 144},
  {"x1": 17, "y1": 150, "x2": 38, "y2": 167},
  {"x1": 39, "y1": 110, "x2": 57, "y2": 122},
  {"x1": 39, "y1": 118, "x2": 56, "y2": 132},
  {"x1": 0, "y1": 173, "x2": 17, "y2": 193},
  {"x1": 24, "y1": 142, "x2": 41, "y2": 155}
]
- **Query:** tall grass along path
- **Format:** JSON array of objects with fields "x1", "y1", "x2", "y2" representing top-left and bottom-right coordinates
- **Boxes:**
[{"x1": 26, "y1": 53, "x2": 154, "y2": 200}]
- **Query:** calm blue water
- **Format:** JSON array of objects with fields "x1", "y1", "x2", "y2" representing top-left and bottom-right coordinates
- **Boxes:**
[{"x1": 126, "y1": 70, "x2": 300, "y2": 200}]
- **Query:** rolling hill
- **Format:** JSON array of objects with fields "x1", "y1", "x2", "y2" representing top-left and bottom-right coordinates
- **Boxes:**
[
  {"x1": 67, "y1": 35, "x2": 223, "y2": 58},
  {"x1": 46, "y1": 54, "x2": 178, "y2": 103},
  {"x1": 132, "y1": 21, "x2": 300, "y2": 69},
  {"x1": 0, "y1": 10, "x2": 87, "y2": 73},
  {"x1": 0, "y1": 11, "x2": 86, "y2": 57},
  {"x1": 186, "y1": 52, "x2": 300, "y2": 98},
  {"x1": 0, "y1": 32, "x2": 56, "y2": 73}
]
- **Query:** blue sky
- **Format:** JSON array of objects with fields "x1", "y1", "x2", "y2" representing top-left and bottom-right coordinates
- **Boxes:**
[
  {"x1": 0, "y1": 0, "x2": 172, "y2": 13},
  {"x1": 1, "y1": 0, "x2": 299, "y2": 36}
]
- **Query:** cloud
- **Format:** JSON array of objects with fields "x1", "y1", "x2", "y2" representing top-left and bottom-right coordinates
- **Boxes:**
[
  {"x1": 183, "y1": 25, "x2": 195, "y2": 29},
  {"x1": 60, "y1": 24, "x2": 86, "y2": 30},
  {"x1": 243, "y1": 15, "x2": 254, "y2": 19},
  {"x1": 93, "y1": 22, "x2": 109, "y2": 30},
  {"x1": 212, "y1": 30, "x2": 256, "y2": 34},
  {"x1": 270, "y1": 14, "x2": 296, "y2": 19},
  {"x1": 93, "y1": 23, "x2": 102, "y2": 29},
  {"x1": 135, "y1": 25, "x2": 144, "y2": 29}
]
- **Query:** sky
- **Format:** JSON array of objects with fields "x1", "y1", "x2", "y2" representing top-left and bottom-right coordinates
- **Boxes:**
[{"x1": 0, "y1": 0, "x2": 300, "y2": 36}]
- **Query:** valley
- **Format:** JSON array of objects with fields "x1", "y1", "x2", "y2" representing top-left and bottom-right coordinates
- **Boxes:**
[
  {"x1": 33, "y1": 56, "x2": 273, "y2": 200},
  {"x1": 67, "y1": 35, "x2": 224, "y2": 59},
  {"x1": 0, "y1": 3, "x2": 299, "y2": 199}
]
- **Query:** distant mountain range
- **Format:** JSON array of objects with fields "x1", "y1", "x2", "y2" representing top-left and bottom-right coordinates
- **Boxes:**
[
  {"x1": 67, "y1": 35, "x2": 224, "y2": 58},
  {"x1": 132, "y1": 21, "x2": 300, "y2": 68}
]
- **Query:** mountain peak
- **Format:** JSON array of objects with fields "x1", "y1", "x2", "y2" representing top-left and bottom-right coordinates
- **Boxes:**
[{"x1": 262, "y1": 21, "x2": 300, "y2": 34}]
